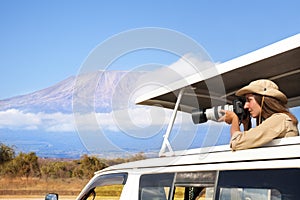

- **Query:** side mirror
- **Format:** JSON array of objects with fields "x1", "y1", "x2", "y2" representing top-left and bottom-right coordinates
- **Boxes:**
[{"x1": 45, "y1": 193, "x2": 59, "y2": 200}]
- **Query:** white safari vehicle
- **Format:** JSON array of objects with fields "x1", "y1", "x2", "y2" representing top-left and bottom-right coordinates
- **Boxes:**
[{"x1": 47, "y1": 34, "x2": 300, "y2": 200}]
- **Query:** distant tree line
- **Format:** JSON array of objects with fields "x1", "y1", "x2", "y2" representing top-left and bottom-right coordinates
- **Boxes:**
[{"x1": 0, "y1": 143, "x2": 146, "y2": 179}]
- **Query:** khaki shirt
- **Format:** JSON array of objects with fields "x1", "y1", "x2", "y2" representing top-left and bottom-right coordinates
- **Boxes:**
[{"x1": 230, "y1": 113, "x2": 299, "y2": 150}]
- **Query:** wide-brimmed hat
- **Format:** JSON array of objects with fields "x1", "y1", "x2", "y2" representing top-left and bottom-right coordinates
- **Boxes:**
[{"x1": 236, "y1": 79, "x2": 288, "y2": 104}]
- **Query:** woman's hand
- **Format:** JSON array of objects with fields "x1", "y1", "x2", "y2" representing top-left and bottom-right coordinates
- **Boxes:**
[
  {"x1": 219, "y1": 110, "x2": 241, "y2": 136},
  {"x1": 218, "y1": 110, "x2": 238, "y2": 124}
]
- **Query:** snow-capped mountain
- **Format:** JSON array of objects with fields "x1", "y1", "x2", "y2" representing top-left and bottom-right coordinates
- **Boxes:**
[
  {"x1": 0, "y1": 76, "x2": 74, "y2": 113},
  {"x1": 0, "y1": 71, "x2": 143, "y2": 113}
]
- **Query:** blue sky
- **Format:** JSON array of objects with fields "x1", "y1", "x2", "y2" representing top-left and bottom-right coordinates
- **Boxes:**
[{"x1": 1, "y1": 0, "x2": 300, "y2": 99}]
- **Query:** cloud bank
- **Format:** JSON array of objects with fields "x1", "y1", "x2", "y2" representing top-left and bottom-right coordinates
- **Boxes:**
[{"x1": 0, "y1": 106, "x2": 188, "y2": 134}]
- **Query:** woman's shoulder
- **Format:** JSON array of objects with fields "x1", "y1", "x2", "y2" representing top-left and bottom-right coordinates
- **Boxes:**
[
  {"x1": 268, "y1": 113, "x2": 291, "y2": 121},
  {"x1": 259, "y1": 113, "x2": 288, "y2": 128}
]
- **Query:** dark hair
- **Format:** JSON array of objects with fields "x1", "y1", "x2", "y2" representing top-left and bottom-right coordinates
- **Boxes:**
[{"x1": 253, "y1": 94, "x2": 298, "y2": 126}]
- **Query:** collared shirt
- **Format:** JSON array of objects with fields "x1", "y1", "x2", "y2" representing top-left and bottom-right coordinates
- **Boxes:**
[{"x1": 230, "y1": 113, "x2": 299, "y2": 150}]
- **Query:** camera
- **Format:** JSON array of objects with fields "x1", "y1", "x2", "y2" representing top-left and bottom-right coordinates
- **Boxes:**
[{"x1": 192, "y1": 98, "x2": 248, "y2": 124}]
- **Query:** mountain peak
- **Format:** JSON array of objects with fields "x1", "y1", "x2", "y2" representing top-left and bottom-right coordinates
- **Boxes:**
[{"x1": 0, "y1": 71, "x2": 143, "y2": 113}]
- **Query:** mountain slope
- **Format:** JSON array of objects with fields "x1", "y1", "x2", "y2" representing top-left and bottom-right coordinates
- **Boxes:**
[{"x1": 0, "y1": 71, "x2": 143, "y2": 113}]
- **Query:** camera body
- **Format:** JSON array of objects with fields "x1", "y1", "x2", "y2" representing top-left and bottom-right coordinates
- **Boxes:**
[{"x1": 192, "y1": 98, "x2": 248, "y2": 124}]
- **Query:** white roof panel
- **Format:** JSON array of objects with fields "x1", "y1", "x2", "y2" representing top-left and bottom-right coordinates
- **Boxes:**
[{"x1": 135, "y1": 33, "x2": 300, "y2": 112}]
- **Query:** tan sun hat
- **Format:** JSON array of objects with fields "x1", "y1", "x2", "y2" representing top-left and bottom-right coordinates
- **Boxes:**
[{"x1": 236, "y1": 79, "x2": 288, "y2": 104}]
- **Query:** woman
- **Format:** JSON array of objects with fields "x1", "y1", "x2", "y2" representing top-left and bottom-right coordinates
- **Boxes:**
[{"x1": 220, "y1": 79, "x2": 299, "y2": 150}]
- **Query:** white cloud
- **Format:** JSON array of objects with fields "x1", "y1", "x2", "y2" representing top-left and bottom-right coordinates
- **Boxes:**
[
  {"x1": 0, "y1": 109, "x2": 75, "y2": 132},
  {"x1": 0, "y1": 109, "x2": 41, "y2": 130},
  {"x1": 74, "y1": 106, "x2": 174, "y2": 133},
  {"x1": 0, "y1": 106, "x2": 195, "y2": 134}
]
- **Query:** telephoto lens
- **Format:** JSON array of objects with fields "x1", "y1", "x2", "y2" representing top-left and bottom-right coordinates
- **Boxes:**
[
  {"x1": 192, "y1": 98, "x2": 247, "y2": 124},
  {"x1": 205, "y1": 105, "x2": 233, "y2": 121},
  {"x1": 192, "y1": 105, "x2": 233, "y2": 124}
]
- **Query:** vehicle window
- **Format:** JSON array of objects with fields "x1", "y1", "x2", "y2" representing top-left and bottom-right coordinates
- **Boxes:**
[
  {"x1": 173, "y1": 186, "x2": 214, "y2": 200},
  {"x1": 216, "y1": 169, "x2": 300, "y2": 200},
  {"x1": 139, "y1": 173, "x2": 174, "y2": 200},
  {"x1": 92, "y1": 185, "x2": 124, "y2": 200},
  {"x1": 173, "y1": 171, "x2": 216, "y2": 200},
  {"x1": 83, "y1": 173, "x2": 127, "y2": 200},
  {"x1": 219, "y1": 188, "x2": 281, "y2": 200}
]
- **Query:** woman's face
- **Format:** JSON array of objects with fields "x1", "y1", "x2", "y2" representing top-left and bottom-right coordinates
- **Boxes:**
[{"x1": 244, "y1": 94, "x2": 261, "y2": 118}]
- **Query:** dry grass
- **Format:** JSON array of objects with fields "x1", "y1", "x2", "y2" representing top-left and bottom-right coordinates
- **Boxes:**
[
  {"x1": 0, "y1": 195, "x2": 76, "y2": 200},
  {"x1": 0, "y1": 177, "x2": 89, "y2": 196}
]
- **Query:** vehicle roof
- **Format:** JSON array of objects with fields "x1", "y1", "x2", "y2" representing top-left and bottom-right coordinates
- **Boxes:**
[
  {"x1": 94, "y1": 34, "x2": 300, "y2": 175},
  {"x1": 97, "y1": 136, "x2": 300, "y2": 174},
  {"x1": 135, "y1": 33, "x2": 300, "y2": 112}
]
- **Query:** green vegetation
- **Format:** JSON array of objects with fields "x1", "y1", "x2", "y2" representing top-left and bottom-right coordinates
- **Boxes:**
[
  {"x1": 0, "y1": 143, "x2": 15, "y2": 164},
  {"x1": 0, "y1": 143, "x2": 146, "y2": 196},
  {"x1": 0, "y1": 143, "x2": 146, "y2": 180}
]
